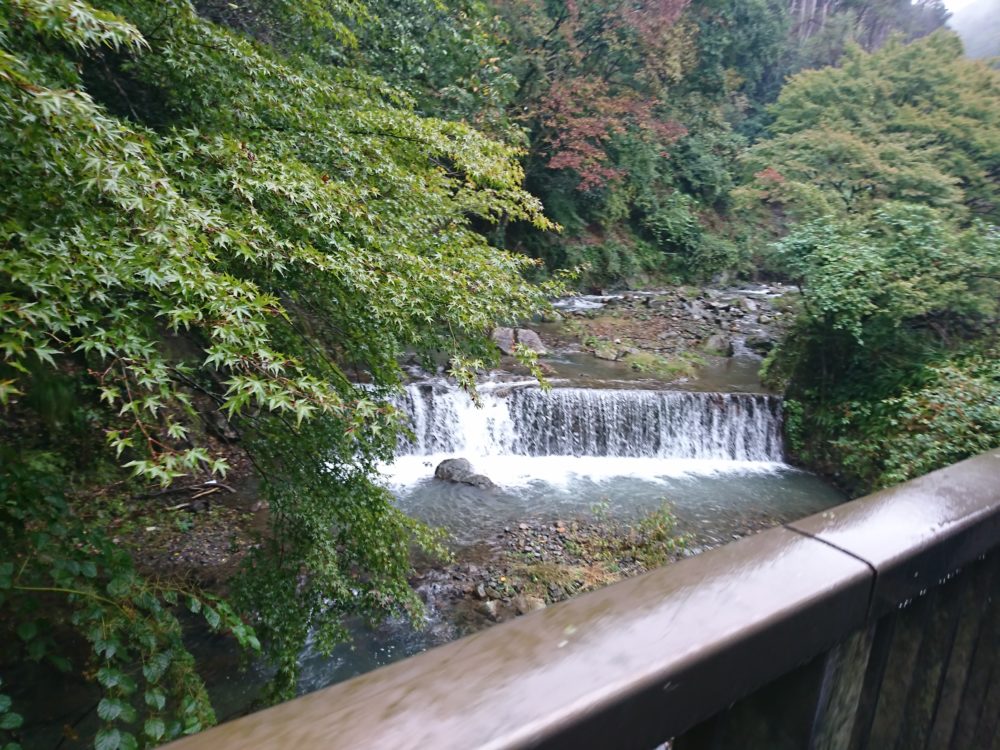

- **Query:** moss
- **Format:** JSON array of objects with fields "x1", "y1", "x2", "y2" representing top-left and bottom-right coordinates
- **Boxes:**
[
  {"x1": 627, "y1": 350, "x2": 704, "y2": 379},
  {"x1": 499, "y1": 504, "x2": 688, "y2": 603}
]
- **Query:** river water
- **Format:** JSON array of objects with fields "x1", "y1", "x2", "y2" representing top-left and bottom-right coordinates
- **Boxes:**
[
  {"x1": 203, "y1": 373, "x2": 845, "y2": 725},
  {"x1": 384, "y1": 380, "x2": 841, "y2": 545}
]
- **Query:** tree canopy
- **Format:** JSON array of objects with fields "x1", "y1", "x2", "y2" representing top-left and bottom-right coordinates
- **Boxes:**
[
  {"x1": 742, "y1": 32, "x2": 1000, "y2": 226},
  {"x1": 744, "y1": 32, "x2": 1000, "y2": 492},
  {"x1": 1, "y1": 0, "x2": 559, "y2": 744}
]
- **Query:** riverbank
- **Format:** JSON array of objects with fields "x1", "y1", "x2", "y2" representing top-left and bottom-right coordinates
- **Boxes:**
[
  {"x1": 410, "y1": 502, "x2": 789, "y2": 636},
  {"x1": 490, "y1": 283, "x2": 798, "y2": 394}
]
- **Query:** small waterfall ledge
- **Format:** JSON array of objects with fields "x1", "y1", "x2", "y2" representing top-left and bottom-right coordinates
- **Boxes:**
[{"x1": 394, "y1": 383, "x2": 784, "y2": 463}]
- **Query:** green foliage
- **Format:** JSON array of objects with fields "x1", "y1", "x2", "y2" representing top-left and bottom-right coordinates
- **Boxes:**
[
  {"x1": 490, "y1": 0, "x2": 782, "y2": 285},
  {"x1": 741, "y1": 32, "x2": 1000, "y2": 493},
  {"x1": 3, "y1": 0, "x2": 994, "y2": 742},
  {"x1": 682, "y1": 0, "x2": 791, "y2": 136},
  {"x1": 194, "y1": 0, "x2": 367, "y2": 58},
  {"x1": 742, "y1": 32, "x2": 1000, "y2": 227},
  {"x1": 867, "y1": 355, "x2": 1000, "y2": 487},
  {"x1": 814, "y1": 353, "x2": 1000, "y2": 490},
  {"x1": 560, "y1": 235, "x2": 663, "y2": 289},
  {"x1": 351, "y1": 0, "x2": 518, "y2": 132},
  {"x1": 764, "y1": 206, "x2": 1000, "y2": 491},
  {"x1": 0, "y1": 448, "x2": 259, "y2": 747},
  {"x1": 1, "y1": 0, "x2": 562, "y2": 740},
  {"x1": 500, "y1": 0, "x2": 959, "y2": 288},
  {"x1": 0, "y1": 677, "x2": 24, "y2": 749},
  {"x1": 773, "y1": 205, "x2": 1000, "y2": 342}
]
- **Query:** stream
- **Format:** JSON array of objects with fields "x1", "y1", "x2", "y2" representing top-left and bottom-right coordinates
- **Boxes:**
[{"x1": 201, "y1": 372, "x2": 844, "y2": 725}]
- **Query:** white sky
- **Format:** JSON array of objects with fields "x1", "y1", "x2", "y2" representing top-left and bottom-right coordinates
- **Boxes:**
[{"x1": 942, "y1": 0, "x2": 984, "y2": 12}]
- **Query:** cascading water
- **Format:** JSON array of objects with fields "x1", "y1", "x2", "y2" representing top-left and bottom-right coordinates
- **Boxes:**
[
  {"x1": 383, "y1": 379, "x2": 842, "y2": 548},
  {"x1": 395, "y1": 382, "x2": 783, "y2": 462}
]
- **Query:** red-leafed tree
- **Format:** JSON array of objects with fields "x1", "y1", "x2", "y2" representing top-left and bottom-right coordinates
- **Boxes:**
[{"x1": 500, "y1": 0, "x2": 693, "y2": 191}]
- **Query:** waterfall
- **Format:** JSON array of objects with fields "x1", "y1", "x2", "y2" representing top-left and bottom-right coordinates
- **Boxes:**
[{"x1": 395, "y1": 383, "x2": 783, "y2": 463}]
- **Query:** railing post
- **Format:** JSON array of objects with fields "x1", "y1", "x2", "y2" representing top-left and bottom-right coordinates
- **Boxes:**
[{"x1": 810, "y1": 628, "x2": 876, "y2": 750}]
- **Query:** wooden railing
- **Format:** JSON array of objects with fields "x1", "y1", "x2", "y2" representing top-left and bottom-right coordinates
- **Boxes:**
[{"x1": 165, "y1": 451, "x2": 1000, "y2": 750}]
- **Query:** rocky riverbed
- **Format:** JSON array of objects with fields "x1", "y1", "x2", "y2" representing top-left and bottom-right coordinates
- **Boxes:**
[
  {"x1": 556, "y1": 284, "x2": 793, "y2": 352},
  {"x1": 409, "y1": 505, "x2": 786, "y2": 635},
  {"x1": 488, "y1": 282, "x2": 799, "y2": 391}
]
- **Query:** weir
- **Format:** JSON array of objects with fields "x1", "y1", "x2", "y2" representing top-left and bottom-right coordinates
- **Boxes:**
[{"x1": 396, "y1": 382, "x2": 784, "y2": 462}]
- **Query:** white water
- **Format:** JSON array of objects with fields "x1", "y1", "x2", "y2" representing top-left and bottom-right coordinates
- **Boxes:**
[{"x1": 383, "y1": 381, "x2": 786, "y2": 490}]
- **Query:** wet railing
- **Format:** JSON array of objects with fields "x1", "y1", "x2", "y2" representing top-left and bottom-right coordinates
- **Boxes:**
[{"x1": 165, "y1": 451, "x2": 1000, "y2": 750}]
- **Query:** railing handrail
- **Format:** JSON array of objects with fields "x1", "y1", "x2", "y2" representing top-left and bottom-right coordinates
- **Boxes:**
[{"x1": 164, "y1": 451, "x2": 1000, "y2": 750}]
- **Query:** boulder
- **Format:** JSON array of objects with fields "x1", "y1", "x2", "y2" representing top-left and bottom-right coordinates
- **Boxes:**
[
  {"x1": 434, "y1": 458, "x2": 496, "y2": 489},
  {"x1": 703, "y1": 334, "x2": 733, "y2": 357},
  {"x1": 515, "y1": 328, "x2": 548, "y2": 354},
  {"x1": 478, "y1": 600, "x2": 500, "y2": 621},
  {"x1": 434, "y1": 457, "x2": 473, "y2": 481},
  {"x1": 592, "y1": 343, "x2": 620, "y2": 361},
  {"x1": 514, "y1": 595, "x2": 547, "y2": 616},
  {"x1": 491, "y1": 327, "x2": 516, "y2": 355},
  {"x1": 463, "y1": 473, "x2": 495, "y2": 489},
  {"x1": 745, "y1": 335, "x2": 775, "y2": 355},
  {"x1": 492, "y1": 327, "x2": 548, "y2": 355}
]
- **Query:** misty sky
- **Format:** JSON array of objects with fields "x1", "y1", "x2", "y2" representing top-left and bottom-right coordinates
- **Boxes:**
[{"x1": 943, "y1": 0, "x2": 988, "y2": 11}]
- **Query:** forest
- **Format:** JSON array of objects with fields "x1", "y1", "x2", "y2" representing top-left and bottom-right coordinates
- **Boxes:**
[{"x1": 1, "y1": 0, "x2": 998, "y2": 747}]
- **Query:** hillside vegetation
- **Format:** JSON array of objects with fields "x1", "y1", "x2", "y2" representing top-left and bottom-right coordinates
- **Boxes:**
[{"x1": 1, "y1": 0, "x2": 997, "y2": 747}]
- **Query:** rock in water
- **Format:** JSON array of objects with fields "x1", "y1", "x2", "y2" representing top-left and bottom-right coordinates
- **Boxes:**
[
  {"x1": 515, "y1": 328, "x2": 548, "y2": 354},
  {"x1": 491, "y1": 327, "x2": 516, "y2": 355},
  {"x1": 434, "y1": 457, "x2": 473, "y2": 480},
  {"x1": 434, "y1": 458, "x2": 496, "y2": 489},
  {"x1": 745, "y1": 334, "x2": 775, "y2": 354},
  {"x1": 704, "y1": 334, "x2": 733, "y2": 357},
  {"x1": 463, "y1": 473, "x2": 495, "y2": 489}
]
